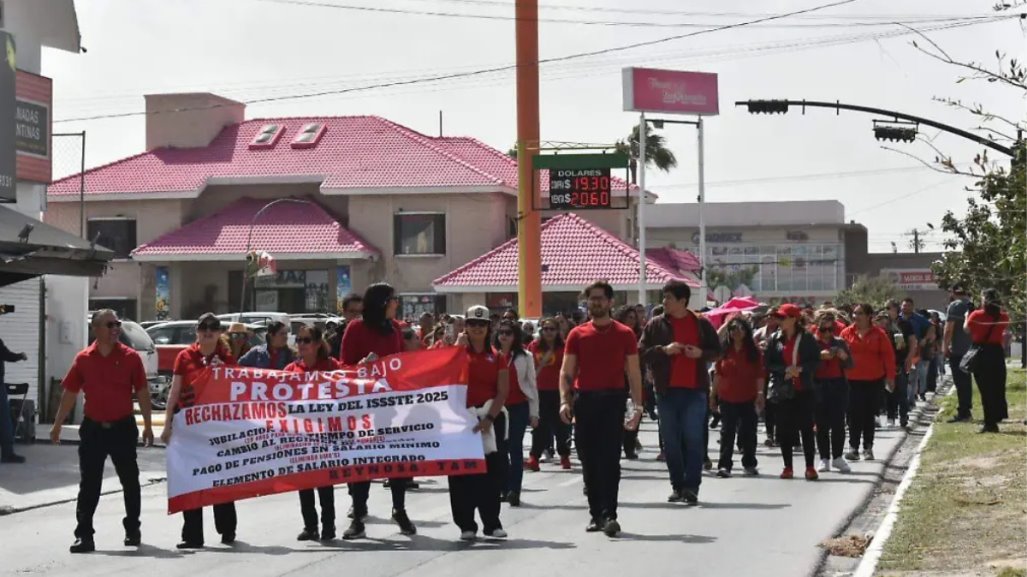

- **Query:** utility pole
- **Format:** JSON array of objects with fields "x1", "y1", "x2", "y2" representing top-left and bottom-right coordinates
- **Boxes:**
[{"x1": 515, "y1": 0, "x2": 542, "y2": 317}]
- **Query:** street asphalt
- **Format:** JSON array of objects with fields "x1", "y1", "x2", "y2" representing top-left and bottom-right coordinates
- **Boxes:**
[{"x1": 0, "y1": 414, "x2": 916, "y2": 577}]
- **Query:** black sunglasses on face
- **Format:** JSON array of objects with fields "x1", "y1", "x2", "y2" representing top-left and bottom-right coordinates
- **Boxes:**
[
  {"x1": 498, "y1": 330, "x2": 514, "y2": 336},
  {"x1": 103, "y1": 321, "x2": 122, "y2": 329},
  {"x1": 198, "y1": 322, "x2": 221, "y2": 332},
  {"x1": 296, "y1": 337, "x2": 315, "y2": 345},
  {"x1": 467, "y1": 320, "x2": 489, "y2": 328}
]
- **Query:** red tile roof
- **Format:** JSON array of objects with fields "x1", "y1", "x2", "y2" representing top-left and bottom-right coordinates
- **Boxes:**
[
  {"x1": 131, "y1": 196, "x2": 378, "y2": 259},
  {"x1": 433, "y1": 213, "x2": 699, "y2": 291},
  {"x1": 646, "y1": 246, "x2": 701, "y2": 274}
]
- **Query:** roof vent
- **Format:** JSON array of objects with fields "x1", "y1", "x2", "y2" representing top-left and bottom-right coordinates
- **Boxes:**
[
  {"x1": 249, "y1": 124, "x2": 284, "y2": 149},
  {"x1": 291, "y1": 123, "x2": 326, "y2": 149}
]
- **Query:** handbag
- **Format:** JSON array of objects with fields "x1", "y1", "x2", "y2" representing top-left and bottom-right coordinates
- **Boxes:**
[
  {"x1": 768, "y1": 334, "x2": 800, "y2": 403},
  {"x1": 958, "y1": 315, "x2": 998, "y2": 374}
]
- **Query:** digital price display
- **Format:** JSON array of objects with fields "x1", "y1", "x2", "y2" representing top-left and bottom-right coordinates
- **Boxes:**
[{"x1": 549, "y1": 168, "x2": 614, "y2": 210}]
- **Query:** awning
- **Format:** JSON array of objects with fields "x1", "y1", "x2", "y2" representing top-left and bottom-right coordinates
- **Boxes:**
[{"x1": 0, "y1": 205, "x2": 114, "y2": 287}]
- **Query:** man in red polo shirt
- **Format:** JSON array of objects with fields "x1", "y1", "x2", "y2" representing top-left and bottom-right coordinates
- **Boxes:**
[
  {"x1": 559, "y1": 280, "x2": 643, "y2": 538},
  {"x1": 50, "y1": 310, "x2": 154, "y2": 554}
]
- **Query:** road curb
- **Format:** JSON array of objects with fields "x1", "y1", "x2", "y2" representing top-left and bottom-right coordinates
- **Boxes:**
[{"x1": 0, "y1": 476, "x2": 167, "y2": 516}]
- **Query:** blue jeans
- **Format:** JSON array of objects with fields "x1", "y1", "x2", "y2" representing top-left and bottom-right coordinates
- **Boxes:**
[
  {"x1": 505, "y1": 402, "x2": 530, "y2": 494},
  {"x1": 657, "y1": 387, "x2": 707, "y2": 493},
  {"x1": 908, "y1": 360, "x2": 929, "y2": 403},
  {"x1": 0, "y1": 383, "x2": 15, "y2": 456}
]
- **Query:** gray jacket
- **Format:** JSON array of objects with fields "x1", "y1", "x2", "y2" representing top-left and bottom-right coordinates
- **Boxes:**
[{"x1": 238, "y1": 344, "x2": 295, "y2": 369}]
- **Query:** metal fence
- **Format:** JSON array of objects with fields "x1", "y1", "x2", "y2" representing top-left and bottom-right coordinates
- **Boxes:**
[{"x1": 52, "y1": 131, "x2": 86, "y2": 237}]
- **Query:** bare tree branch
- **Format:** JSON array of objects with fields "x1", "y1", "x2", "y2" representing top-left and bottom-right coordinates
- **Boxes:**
[
  {"x1": 932, "y1": 97, "x2": 1025, "y2": 131},
  {"x1": 879, "y1": 146, "x2": 980, "y2": 177},
  {"x1": 904, "y1": 25, "x2": 1027, "y2": 91},
  {"x1": 975, "y1": 125, "x2": 1017, "y2": 141}
]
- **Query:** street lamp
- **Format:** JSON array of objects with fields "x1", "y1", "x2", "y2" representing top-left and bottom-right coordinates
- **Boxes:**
[{"x1": 239, "y1": 198, "x2": 314, "y2": 312}]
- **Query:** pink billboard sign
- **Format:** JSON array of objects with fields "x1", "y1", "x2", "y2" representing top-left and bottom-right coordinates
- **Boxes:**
[{"x1": 622, "y1": 67, "x2": 719, "y2": 116}]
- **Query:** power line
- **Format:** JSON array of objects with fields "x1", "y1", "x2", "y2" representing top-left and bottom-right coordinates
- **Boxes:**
[{"x1": 650, "y1": 165, "x2": 932, "y2": 189}]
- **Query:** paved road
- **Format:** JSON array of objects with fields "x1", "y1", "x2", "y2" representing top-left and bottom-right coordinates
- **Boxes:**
[{"x1": 0, "y1": 416, "x2": 914, "y2": 577}]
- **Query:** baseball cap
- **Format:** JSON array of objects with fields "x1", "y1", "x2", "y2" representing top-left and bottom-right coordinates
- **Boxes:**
[
  {"x1": 466, "y1": 305, "x2": 490, "y2": 321},
  {"x1": 771, "y1": 303, "x2": 803, "y2": 319}
]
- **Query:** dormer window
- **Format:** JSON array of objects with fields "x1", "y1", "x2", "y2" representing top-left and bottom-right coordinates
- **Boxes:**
[
  {"x1": 249, "y1": 124, "x2": 284, "y2": 149},
  {"x1": 291, "y1": 123, "x2": 325, "y2": 149}
]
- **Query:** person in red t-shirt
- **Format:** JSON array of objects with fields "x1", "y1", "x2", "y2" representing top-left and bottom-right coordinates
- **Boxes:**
[
  {"x1": 840, "y1": 304, "x2": 895, "y2": 462},
  {"x1": 711, "y1": 317, "x2": 763, "y2": 477},
  {"x1": 338, "y1": 282, "x2": 417, "y2": 539},
  {"x1": 559, "y1": 281, "x2": 643, "y2": 538},
  {"x1": 284, "y1": 325, "x2": 341, "y2": 542},
  {"x1": 527, "y1": 318, "x2": 571, "y2": 470},
  {"x1": 51, "y1": 309, "x2": 153, "y2": 554},
  {"x1": 965, "y1": 289, "x2": 1010, "y2": 432},
  {"x1": 160, "y1": 312, "x2": 238, "y2": 549},
  {"x1": 812, "y1": 310, "x2": 854, "y2": 474},
  {"x1": 494, "y1": 319, "x2": 538, "y2": 507}
]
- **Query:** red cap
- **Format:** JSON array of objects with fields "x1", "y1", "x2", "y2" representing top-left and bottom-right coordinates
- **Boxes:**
[{"x1": 771, "y1": 303, "x2": 803, "y2": 319}]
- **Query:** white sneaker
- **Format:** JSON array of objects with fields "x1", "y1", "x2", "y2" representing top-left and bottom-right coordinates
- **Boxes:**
[
  {"x1": 818, "y1": 459, "x2": 831, "y2": 473},
  {"x1": 460, "y1": 530, "x2": 477, "y2": 541},
  {"x1": 484, "y1": 528, "x2": 507, "y2": 539},
  {"x1": 832, "y1": 457, "x2": 851, "y2": 473}
]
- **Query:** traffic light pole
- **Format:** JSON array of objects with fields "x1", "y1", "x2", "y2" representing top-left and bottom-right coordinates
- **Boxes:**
[
  {"x1": 736, "y1": 99, "x2": 1013, "y2": 157},
  {"x1": 637, "y1": 112, "x2": 648, "y2": 307}
]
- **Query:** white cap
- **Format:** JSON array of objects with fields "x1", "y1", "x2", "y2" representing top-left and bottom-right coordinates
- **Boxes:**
[{"x1": 466, "y1": 305, "x2": 490, "y2": 320}]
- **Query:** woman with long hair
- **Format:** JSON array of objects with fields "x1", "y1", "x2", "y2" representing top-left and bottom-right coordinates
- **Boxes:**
[
  {"x1": 284, "y1": 325, "x2": 339, "y2": 541},
  {"x1": 840, "y1": 304, "x2": 896, "y2": 462},
  {"x1": 339, "y1": 282, "x2": 416, "y2": 539},
  {"x1": 238, "y1": 321, "x2": 294, "y2": 369},
  {"x1": 527, "y1": 318, "x2": 572, "y2": 471},
  {"x1": 711, "y1": 316, "x2": 763, "y2": 477},
  {"x1": 494, "y1": 319, "x2": 539, "y2": 506},
  {"x1": 450, "y1": 305, "x2": 509, "y2": 541},
  {"x1": 615, "y1": 305, "x2": 644, "y2": 460},
  {"x1": 966, "y1": 288, "x2": 1010, "y2": 433},
  {"x1": 764, "y1": 304, "x2": 821, "y2": 480},
  {"x1": 160, "y1": 313, "x2": 238, "y2": 549},
  {"x1": 812, "y1": 310, "x2": 853, "y2": 473}
]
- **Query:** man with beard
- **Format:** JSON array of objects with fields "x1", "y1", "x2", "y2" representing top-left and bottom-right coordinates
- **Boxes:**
[{"x1": 559, "y1": 281, "x2": 643, "y2": 538}]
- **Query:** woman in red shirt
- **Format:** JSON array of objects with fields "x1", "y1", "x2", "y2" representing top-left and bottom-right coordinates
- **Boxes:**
[
  {"x1": 527, "y1": 318, "x2": 571, "y2": 471},
  {"x1": 160, "y1": 313, "x2": 238, "y2": 549},
  {"x1": 965, "y1": 289, "x2": 1010, "y2": 432},
  {"x1": 283, "y1": 325, "x2": 340, "y2": 541},
  {"x1": 338, "y1": 282, "x2": 416, "y2": 539},
  {"x1": 840, "y1": 304, "x2": 896, "y2": 462},
  {"x1": 494, "y1": 319, "x2": 538, "y2": 507},
  {"x1": 812, "y1": 310, "x2": 853, "y2": 474},
  {"x1": 450, "y1": 305, "x2": 510, "y2": 541},
  {"x1": 711, "y1": 317, "x2": 763, "y2": 477}
]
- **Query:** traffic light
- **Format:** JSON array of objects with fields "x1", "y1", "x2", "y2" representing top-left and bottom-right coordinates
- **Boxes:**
[
  {"x1": 873, "y1": 120, "x2": 918, "y2": 143},
  {"x1": 745, "y1": 100, "x2": 789, "y2": 114}
]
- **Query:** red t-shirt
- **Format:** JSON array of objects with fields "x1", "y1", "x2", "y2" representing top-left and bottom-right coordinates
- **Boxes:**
[
  {"x1": 499, "y1": 352, "x2": 528, "y2": 406},
  {"x1": 815, "y1": 338, "x2": 845, "y2": 380},
  {"x1": 62, "y1": 342, "x2": 147, "y2": 422},
  {"x1": 466, "y1": 346, "x2": 501, "y2": 408},
  {"x1": 528, "y1": 340, "x2": 563, "y2": 392},
  {"x1": 564, "y1": 320, "x2": 639, "y2": 391},
  {"x1": 780, "y1": 334, "x2": 804, "y2": 392},
  {"x1": 714, "y1": 346, "x2": 763, "y2": 403},
  {"x1": 967, "y1": 309, "x2": 1010, "y2": 345},
  {"x1": 669, "y1": 314, "x2": 700, "y2": 389},
  {"x1": 173, "y1": 343, "x2": 236, "y2": 408},
  {"x1": 284, "y1": 357, "x2": 341, "y2": 373},
  {"x1": 340, "y1": 319, "x2": 404, "y2": 365}
]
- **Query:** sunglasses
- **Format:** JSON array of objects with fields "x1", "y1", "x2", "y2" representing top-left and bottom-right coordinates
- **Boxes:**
[
  {"x1": 102, "y1": 320, "x2": 122, "y2": 329},
  {"x1": 498, "y1": 330, "x2": 515, "y2": 336},
  {"x1": 198, "y1": 322, "x2": 221, "y2": 332},
  {"x1": 230, "y1": 332, "x2": 248, "y2": 339},
  {"x1": 466, "y1": 320, "x2": 489, "y2": 328},
  {"x1": 296, "y1": 337, "x2": 316, "y2": 345}
]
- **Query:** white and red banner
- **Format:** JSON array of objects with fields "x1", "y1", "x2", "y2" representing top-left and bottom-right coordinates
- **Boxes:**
[{"x1": 166, "y1": 347, "x2": 483, "y2": 514}]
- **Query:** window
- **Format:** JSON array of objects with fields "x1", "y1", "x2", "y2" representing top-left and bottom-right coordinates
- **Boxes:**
[
  {"x1": 249, "y1": 123, "x2": 284, "y2": 149},
  {"x1": 291, "y1": 123, "x2": 326, "y2": 148},
  {"x1": 87, "y1": 219, "x2": 137, "y2": 259},
  {"x1": 147, "y1": 326, "x2": 176, "y2": 345},
  {"x1": 394, "y1": 213, "x2": 445, "y2": 256}
]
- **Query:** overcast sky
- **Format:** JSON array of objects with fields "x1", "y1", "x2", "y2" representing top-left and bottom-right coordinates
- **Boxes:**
[{"x1": 43, "y1": 0, "x2": 1024, "y2": 252}]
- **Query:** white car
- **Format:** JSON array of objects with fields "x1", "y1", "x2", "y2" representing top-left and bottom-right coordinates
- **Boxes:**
[{"x1": 217, "y1": 312, "x2": 291, "y2": 327}]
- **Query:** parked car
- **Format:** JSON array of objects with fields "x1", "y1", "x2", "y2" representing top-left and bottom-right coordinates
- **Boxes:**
[
  {"x1": 138, "y1": 320, "x2": 170, "y2": 330},
  {"x1": 87, "y1": 316, "x2": 170, "y2": 410},
  {"x1": 217, "y1": 312, "x2": 291, "y2": 327},
  {"x1": 146, "y1": 321, "x2": 266, "y2": 375}
]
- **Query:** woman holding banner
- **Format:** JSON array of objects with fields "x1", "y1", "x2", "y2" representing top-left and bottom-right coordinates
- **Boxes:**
[
  {"x1": 339, "y1": 282, "x2": 418, "y2": 539},
  {"x1": 160, "y1": 313, "x2": 239, "y2": 549},
  {"x1": 284, "y1": 325, "x2": 340, "y2": 541}
]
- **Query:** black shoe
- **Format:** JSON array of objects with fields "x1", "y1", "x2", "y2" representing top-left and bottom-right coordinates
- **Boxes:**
[
  {"x1": 716, "y1": 468, "x2": 731, "y2": 478},
  {"x1": 346, "y1": 507, "x2": 367, "y2": 522},
  {"x1": 124, "y1": 533, "x2": 141, "y2": 547},
  {"x1": 406, "y1": 479, "x2": 420, "y2": 490},
  {"x1": 602, "y1": 518, "x2": 621, "y2": 537},
  {"x1": 979, "y1": 423, "x2": 999, "y2": 433},
  {"x1": 919, "y1": 394, "x2": 927, "y2": 402},
  {"x1": 297, "y1": 528, "x2": 319, "y2": 541},
  {"x1": 499, "y1": 491, "x2": 509, "y2": 503},
  {"x1": 221, "y1": 532, "x2": 235, "y2": 545},
  {"x1": 682, "y1": 489, "x2": 699, "y2": 506},
  {"x1": 392, "y1": 509, "x2": 417, "y2": 536},
  {"x1": 703, "y1": 458, "x2": 713, "y2": 471},
  {"x1": 667, "y1": 489, "x2": 683, "y2": 503},
  {"x1": 624, "y1": 451, "x2": 639, "y2": 460},
  {"x1": 0, "y1": 453, "x2": 25, "y2": 464},
  {"x1": 343, "y1": 519, "x2": 365, "y2": 540},
  {"x1": 947, "y1": 415, "x2": 971, "y2": 423},
  {"x1": 70, "y1": 538, "x2": 95, "y2": 553},
  {"x1": 320, "y1": 527, "x2": 336, "y2": 541},
  {"x1": 176, "y1": 541, "x2": 203, "y2": 550},
  {"x1": 507, "y1": 492, "x2": 521, "y2": 507},
  {"x1": 743, "y1": 466, "x2": 759, "y2": 476},
  {"x1": 585, "y1": 518, "x2": 604, "y2": 532}
]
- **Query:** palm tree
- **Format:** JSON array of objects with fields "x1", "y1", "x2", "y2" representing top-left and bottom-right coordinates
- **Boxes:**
[{"x1": 615, "y1": 124, "x2": 677, "y2": 184}]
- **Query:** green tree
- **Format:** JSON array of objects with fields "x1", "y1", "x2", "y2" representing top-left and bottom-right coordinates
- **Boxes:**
[
  {"x1": 615, "y1": 124, "x2": 678, "y2": 184},
  {"x1": 836, "y1": 275, "x2": 904, "y2": 310}
]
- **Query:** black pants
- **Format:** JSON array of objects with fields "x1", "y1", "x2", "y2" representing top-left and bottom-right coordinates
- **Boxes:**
[
  {"x1": 950, "y1": 354, "x2": 974, "y2": 418},
  {"x1": 181, "y1": 503, "x2": 237, "y2": 545},
  {"x1": 848, "y1": 380, "x2": 881, "y2": 451},
  {"x1": 926, "y1": 357, "x2": 939, "y2": 392},
  {"x1": 349, "y1": 478, "x2": 406, "y2": 517},
  {"x1": 531, "y1": 390, "x2": 571, "y2": 458},
  {"x1": 449, "y1": 411, "x2": 506, "y2": 533},
  {"x1": 299, "y1": 486, "x2": 335, "y2": 531},
  {"x1": 815, "y1": 379, "x2": 848, "y2": 460},
  {"x1": 574, "y1": 390, "x2": 625, "y2": 522},
  {"x1": 972, "y1": 345, "x2": 1009, "y2": 426},
  {"x1": 764, "y1": 401, "x2": 777, "y2": 442},
  {"x1": 718, "y1": 401, "x2": 757, "y2": 471},
  {"x1": 886, "y1": 371, "x2": 910, "y2": 425},
  {"x1": 74, "y1": 417, "x2": 141, "y2": 540},
  {"x1": 777, "y1": 391, "x2": 815, "y2": 469}
]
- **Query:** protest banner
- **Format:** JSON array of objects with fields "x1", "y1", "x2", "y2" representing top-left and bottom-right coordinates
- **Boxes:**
[{"x1": 166, "y1": 347, "x2": 484, "y2": 514}]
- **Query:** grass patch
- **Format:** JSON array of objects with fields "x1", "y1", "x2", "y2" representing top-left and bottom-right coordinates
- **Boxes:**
[{"x1": 878, "y1": 367, "x2": 1027, "y2": 576}]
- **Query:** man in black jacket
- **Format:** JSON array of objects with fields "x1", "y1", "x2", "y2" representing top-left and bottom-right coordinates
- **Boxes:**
[
  {"x1": 0, "y1": 337, "x2": 28, "y2": 463},
  {"x1": 639, "y1": 281, "x2": 721, "y2": 504}
]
